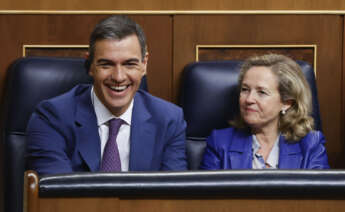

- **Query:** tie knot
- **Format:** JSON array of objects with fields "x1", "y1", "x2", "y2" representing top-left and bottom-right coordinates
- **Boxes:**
[{"x1": 109, "y1": 118, "x2": 123, "y2": 136}]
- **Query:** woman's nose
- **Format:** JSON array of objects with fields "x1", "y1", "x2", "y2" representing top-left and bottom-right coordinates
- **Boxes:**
[{"x1": 245, "y1": 91, "x2": 256, "y2": 103}]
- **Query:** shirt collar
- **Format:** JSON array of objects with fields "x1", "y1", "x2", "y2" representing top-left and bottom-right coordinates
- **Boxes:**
[{"x1": 91, "y1": 86, "x2": 133, "y2": 126}]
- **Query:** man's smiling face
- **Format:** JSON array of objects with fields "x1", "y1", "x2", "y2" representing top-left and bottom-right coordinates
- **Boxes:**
[{"x1": 89, "y1": 34, "x2": 148, "y2": 116}]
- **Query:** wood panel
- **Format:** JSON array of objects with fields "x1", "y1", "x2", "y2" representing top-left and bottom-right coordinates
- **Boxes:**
[
  {"x1": 0, "y1": 14, "x2": 173, "y2": 104},
  {"x1": 2, "y1": 0, "x2": 345, "y2": 10},
  {"x1": 197, "y1": 46, "x2": 315, "y2": 68},
  {"x1": 343, "y1": 17, "x2": 345, "y2": 171},
  {"x1": 34, "y1": 197, "x2": 345, "y2": 212},
  {"x1": 25, "y1": 46, "x2": 88, "y2": 57},
  {"x1": 173, "y1": 15, "x2": 343, "y2": 168}
]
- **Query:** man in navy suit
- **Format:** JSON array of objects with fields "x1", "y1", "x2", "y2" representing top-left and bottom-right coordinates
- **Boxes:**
[{"x1": 26, "y1": 15, "x2": 187, "y2": 175}]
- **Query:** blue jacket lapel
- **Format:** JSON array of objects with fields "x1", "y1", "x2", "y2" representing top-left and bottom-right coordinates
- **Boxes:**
[
  {"x1": 278, "y1": 136, "x2": 302, "y2": 169},
  {"x1": 129, "y1": 92, "x2": 155, "y2": 171},
  {"x1": 75, "y1": 86, "x2": 101, "y2": 172},
  {"x1": 228, "y1": 130, "x2": 252, "y2": 169}
]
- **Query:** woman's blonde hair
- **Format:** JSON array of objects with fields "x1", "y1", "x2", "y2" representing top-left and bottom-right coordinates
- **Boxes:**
[{"x1": 231, "y1": 53, "x2": 314, "y2": 142}]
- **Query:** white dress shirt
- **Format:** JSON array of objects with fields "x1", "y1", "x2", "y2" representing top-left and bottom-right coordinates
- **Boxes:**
[{"x1": 91, "y1": 87, "x2": 133, "y2": 171}]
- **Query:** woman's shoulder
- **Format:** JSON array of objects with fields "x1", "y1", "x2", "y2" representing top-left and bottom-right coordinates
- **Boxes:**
[
  {"x1": 206, "y1": 127, "x2": 235, "y2": 149},
  {"x1": 210, "y1": 127, "x2": 246, "y2": 136},
  {"x1": 302, "y1": 130, "x2": 325, "y2": 140},
  {"x1": 299, "y1": 130, "x2": 326, "y2": 149},
  {"x1": 208, "y1": 127, "x2": 249, "y2": 143}
]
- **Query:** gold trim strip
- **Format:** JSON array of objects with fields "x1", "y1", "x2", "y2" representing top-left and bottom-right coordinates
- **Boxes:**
[
  {"x1": 23, "y1": 44, "x2": 89, "y2": 56},
  {"x1": 197, "y1": 44, "x2": 317, "y2": 49},
  {"x1": 2, "y1": 10, "x2": 345, "y2": 15},
  {"x1": 196, "y1": 44, "x2": 317, "y2": 76}
]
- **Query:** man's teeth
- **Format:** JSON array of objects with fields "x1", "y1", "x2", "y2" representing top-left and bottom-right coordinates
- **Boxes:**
[{"x1": 110, "y1": 85, "x2": 127, "y2": 91}]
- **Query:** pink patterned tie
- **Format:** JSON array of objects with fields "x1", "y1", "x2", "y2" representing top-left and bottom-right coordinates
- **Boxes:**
[{"x1": 100, "y1": 118, "x2": 123, "y2": 172}]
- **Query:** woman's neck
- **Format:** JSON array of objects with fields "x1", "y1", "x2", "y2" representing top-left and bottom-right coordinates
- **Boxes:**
[
  {"x1": 251, "y1": 121, "x2": 279, "y2": 145},
  {"x1": 252, "y1": 125, "x2": 280, "y2": 161}
]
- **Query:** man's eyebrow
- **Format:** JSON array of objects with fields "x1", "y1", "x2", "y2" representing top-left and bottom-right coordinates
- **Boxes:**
[
  {"x1": 96, "y1": 59, "x2": 113, "y2": 64},
  {"x1": 125, "y1": 58, "x2": 140, "y2": 63}
]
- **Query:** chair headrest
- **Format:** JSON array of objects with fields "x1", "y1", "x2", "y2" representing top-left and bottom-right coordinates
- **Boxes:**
[{"x1": 3, "y1": 57, "x2": 92, "y2": 132}]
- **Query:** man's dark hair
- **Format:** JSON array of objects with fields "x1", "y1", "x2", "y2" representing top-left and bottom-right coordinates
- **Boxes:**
[{"x1": 86, "y1": 15, "x2": 147, "y2": 70}]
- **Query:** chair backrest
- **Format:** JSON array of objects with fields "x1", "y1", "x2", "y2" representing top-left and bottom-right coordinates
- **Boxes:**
[
  {"x1": 1, "y1": 56, "x2": 148, "y2": 212},
  {"x1": 179, "y1": 60, "x2": 321, "y2": 170}
]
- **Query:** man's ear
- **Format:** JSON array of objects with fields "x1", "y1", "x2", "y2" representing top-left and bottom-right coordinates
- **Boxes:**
[{"x1": 142, "y1": 51, "x2": 149, "y2": 76}]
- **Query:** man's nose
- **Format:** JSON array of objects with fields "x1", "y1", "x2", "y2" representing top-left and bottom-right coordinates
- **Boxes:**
[{"x1": 111, "y1": 66, "x2": 125, "y2": 82}]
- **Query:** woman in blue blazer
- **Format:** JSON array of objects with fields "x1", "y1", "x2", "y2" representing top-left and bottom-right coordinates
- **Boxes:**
[{"x1": 200, "y1": 54, "x2": 329, "y2": 169}]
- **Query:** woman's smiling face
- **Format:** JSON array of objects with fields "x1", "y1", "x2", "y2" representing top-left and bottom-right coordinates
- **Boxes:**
[{"x1": 239, "y1": 66, "x2": 286, "y2": 131}]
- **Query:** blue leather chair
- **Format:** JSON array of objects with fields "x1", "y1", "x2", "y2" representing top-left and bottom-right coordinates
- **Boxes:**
[
  {"x1": 1, "y1": 56, "x2": 147, "y2": 212},
  {"x1": 180, "y1": 60, "x2": 321, "y2": 170}
]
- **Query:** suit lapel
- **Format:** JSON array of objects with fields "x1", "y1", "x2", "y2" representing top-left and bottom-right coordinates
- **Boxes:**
[
  {"x1": 129, "y1": 92, "x2": 154, "y2": 171},
  {"x1": 228, "y1": 130, "x2": 252, "y2": 169},
  {"x1": 278, "y1": 136, "x2": 302, "y2": 169},
  {"x1": 75, "y1": 86, "x2": 101, "y2": 172}
]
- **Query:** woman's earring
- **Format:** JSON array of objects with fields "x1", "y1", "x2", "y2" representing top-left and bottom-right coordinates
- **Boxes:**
[{"x1": 281, "y1": 109, "x2": 286, "y2": 115}]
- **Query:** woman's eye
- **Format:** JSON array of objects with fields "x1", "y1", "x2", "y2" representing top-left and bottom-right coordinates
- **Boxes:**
[
  {"x1": 258, "y1": 90, "x2": 268, "y2": 95},
  {"x1": 241, "y1": 87, "x2": 249, "y2": 92}
]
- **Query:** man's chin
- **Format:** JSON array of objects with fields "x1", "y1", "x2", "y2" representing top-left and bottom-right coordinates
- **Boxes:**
[{"x1": 104, "y1": 98, "x2": 132, "y2": 116}]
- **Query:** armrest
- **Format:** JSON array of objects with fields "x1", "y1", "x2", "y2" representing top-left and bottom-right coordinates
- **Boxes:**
[{"x1": 36, "y1": 170, "x2": 345, "y2": 198}]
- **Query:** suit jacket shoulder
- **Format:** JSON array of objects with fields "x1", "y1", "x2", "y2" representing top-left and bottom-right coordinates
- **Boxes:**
[
  {"x1": 134, "y1": 90, "x2": 184, "y2": 120},
  {"x1": 200, "y1": 127, "x2": 252, "y2": 170},
  {"x1": 299, "y1": 131, "x2": 325, "y2": 151},
  {"x1": 129, "y1": 90, "x2": 187, "y2": 171},
  {"x1": 207, "y1": 127, "x2": 251, "y2": 150},
  {"x1": 278, "y1": 130, "x2": 330, "y2": 169},
  {"x1": 34, "y1": 84, "x2": 91, "y2": 127},
  {"x1": 26, "y1": 84, "x2": 100, "y2": 174},
  {"x1": 299, "y1": 130, "x2": 330, "y2": 169}
]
